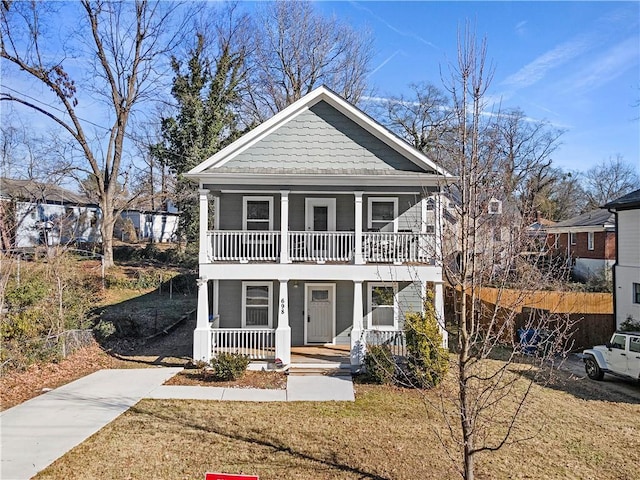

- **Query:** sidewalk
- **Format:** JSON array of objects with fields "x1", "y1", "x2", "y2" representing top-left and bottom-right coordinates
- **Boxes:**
[{"x1": 1, "y1": 367, "x2": 354, "y2": 480}]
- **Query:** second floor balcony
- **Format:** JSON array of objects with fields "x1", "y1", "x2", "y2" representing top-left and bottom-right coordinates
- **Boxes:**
[{"x1": 206, "y1": 230, "x2": 436, "y2": 265}]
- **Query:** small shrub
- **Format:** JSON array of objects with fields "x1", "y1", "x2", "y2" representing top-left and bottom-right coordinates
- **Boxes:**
[
  {"x1": 363, "y1": 344, "x2": 396, "y2": 384},
  {"x1": 619, "y1": 316, "x2": 640, "y2": 332},
  {"x1": 93, "y1": 319, "x2": 116, "y2": 341},
  {"x1": 404, "y1": 290, "x2": 449, "y2": 389},
  {"x1": 208, "y1": 352, "x2": 250, "y2": 381}
]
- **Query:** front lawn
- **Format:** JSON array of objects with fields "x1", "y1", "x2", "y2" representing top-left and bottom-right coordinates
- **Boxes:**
[{"x1": 35, "y1": 366, "x2": 639, "y2": 480}]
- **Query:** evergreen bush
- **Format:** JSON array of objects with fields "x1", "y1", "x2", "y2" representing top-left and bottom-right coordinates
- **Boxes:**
[
  {"x1": 208, "y1": 352, "x2": 250, "y2": 381},
  {"x1": 363, "y1": 344, "x2": 396, "y2": 384},
  {"x1": 404, "y1": 290, "x2": 449, "y2": 389}
]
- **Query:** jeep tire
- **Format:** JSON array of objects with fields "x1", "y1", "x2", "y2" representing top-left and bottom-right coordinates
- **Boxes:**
[{"x1": 585, "y1": 356, "x2": 604, "y2": 381}]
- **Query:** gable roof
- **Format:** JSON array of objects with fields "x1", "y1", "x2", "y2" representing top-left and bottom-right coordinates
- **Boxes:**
[
  {"x1": 0, "y1": 177, "x2": 94, "y2": 206},
  {"x1": 547, "y1": 208, "x2": 615, "y2": 232},
  {"x1": 186, "y1": 86, "x2": 454, "y2": 184},
  {"x1": 603, "y1": 188, "x2": 640, "y2": 211}
]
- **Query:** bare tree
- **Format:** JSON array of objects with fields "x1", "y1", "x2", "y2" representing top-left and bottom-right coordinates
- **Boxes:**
[
  {"x1": 491, "y1": 108, "x2": 564, "y2": 222},
  {"x1": 432, "y1": 26, "x2": 573, "y2": 480},
  {"x1": 373, "y1": 82, "x2": 454, "y2": 162},
  {"x1": 1, "y1": 0, "x2": 189, "y2": 267},
  {"x1": 581, "y1": 154, "x2": 640, "y2": 210},
  {"x1": 245, "y1": 0, "x2": 374, "y2": 120}
]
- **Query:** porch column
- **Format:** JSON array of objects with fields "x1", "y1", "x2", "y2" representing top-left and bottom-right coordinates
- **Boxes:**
[
  {"x1": 351, "y1": 280, "x2": 365, "y2": 365},
  {"x1": 280, "y1": 191, "x2": 290, "y2": 264},
  {"x1": 198, "y1": 189, "x2": 210, "y2": 264},
  {"x1": 275, "y1": 279, "x2": 291, "y2": 365},
  {"x1": 354, "y1": 192, "x2": 364, "y2": 264},
  {"x1": 434, "y1": 281, "x2": 448, "y2": 349},
  {"x1": 193, "y1": 276, "x2": 212, "y2": 362}
]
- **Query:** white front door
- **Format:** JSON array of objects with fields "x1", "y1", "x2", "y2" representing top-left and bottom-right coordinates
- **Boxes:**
[{"x1": 305, "y1": 284, "x2": 335, "y2": 344}]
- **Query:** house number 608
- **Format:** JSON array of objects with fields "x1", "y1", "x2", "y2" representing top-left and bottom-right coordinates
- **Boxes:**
[{"x1": 280, "y1": 298, "x2": 285, "y2": 314}]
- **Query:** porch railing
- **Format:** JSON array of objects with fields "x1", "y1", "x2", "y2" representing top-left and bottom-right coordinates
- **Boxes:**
[
  {"x1": 288, "y1": 231, "x2": 354, "y2": 262},
  {"x1": 365, "y1": 329, "x2": 406, "y2": 357},
  {"x1": 208, "y1": 230, "x2": 280, "y2": 262},
  {"x1": 211, "y1": 328, "x2": 276, "y2": 360}
]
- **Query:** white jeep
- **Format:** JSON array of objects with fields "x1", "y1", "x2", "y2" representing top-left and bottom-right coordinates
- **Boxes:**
[{"x1": 581, "y1": 331, "x2": 640, "y2": 381}]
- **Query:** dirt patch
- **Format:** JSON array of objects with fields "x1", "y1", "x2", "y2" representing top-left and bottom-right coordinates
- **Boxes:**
[
  {"x1": 164, "y1": 370, "x2": 287, "y2": 389},
  {"x1": 0, "y1": 342, "x2": 139, "y2": 411}
]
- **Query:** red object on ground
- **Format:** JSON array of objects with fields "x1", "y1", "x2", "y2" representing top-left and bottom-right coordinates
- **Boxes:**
[{"x1": 206, "y1": 474, "x2": 259, "y2": 480}]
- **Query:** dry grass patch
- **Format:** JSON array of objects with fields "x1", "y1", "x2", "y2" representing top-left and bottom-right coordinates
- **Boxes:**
[{"x1": 34, "y1": 366, "x2": 640, "y2": 480}]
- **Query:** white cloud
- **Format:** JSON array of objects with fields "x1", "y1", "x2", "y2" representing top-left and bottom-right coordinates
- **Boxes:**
[
  {"x1": 569, "y1": 36, "x2": 639, "y2": 92},
  {"x1": 502, "y1": 35, "x2": 592, "y2": 89}
]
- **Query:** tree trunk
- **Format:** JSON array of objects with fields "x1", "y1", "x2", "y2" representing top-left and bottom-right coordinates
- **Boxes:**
[{"x1": 100, "y1": 197, "x2": 116, "y2": 268}]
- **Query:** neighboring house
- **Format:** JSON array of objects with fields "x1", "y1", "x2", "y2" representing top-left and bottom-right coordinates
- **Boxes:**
[
  {"x1": 525, "y1": 212, "x2": 556, "y2": 249},
  {"x1": 546, "y1": 209, "x2": 616, "y2": 281},
  {"x1": 119, "y1": 207, "x2": 179, "y2": 243},
  {"x1": 0, "y1": 177, "x2": 101, "y2": 249},
  {"x1": 603, "y1": 189, "x2": 640, "y2": 329},
  {"x1": 185, "y1": 86, "x2": 454, "y2": 366}
]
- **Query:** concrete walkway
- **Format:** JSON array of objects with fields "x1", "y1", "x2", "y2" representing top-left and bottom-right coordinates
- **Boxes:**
[{"x1": 1, "y1": 367, "x2": 354, "y2": 480}]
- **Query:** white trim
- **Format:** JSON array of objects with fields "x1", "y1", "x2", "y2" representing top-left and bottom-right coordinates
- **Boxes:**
[
  {"x1": 368, "y1": 197, "x2": 398, "y2": 232},
  {"x1": 367, "y1": 282, "x2": 398, "y2": 331},
  {"x1": 186, "y1": 86, "x2": 454, "y2": 178},
  {"x1": 197, "y1": 173, "x2": 445, "y2": 187},
  {"x1": 305, "y1": 198, "x2": 337, "y2": 231},
  {"x1": 304, "y1": 283, "x2": 336, "y2": 345},
  {"x1": 241, "y1": 281, "x2": 273, "y2": 328},
  {"x1": 242, "y1": 196, "x2": 274, "y2": 231}
]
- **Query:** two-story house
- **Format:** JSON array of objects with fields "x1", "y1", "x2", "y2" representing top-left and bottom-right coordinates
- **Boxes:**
[
  {"x1": 603, "y1": 189, "x2": 640, "y2": 328},
  {"x1": 185, "y1": 86, "x2": 454, "y2": 366}
]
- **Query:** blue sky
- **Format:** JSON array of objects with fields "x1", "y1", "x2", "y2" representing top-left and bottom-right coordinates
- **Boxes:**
[{"x1": 315, "y1": 1, "x2": 640, "y2": 173}]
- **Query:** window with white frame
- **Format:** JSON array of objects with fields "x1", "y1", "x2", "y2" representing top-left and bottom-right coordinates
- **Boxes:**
[
  {"x1": 587, "y1": 231, "x2": 594, "y2": 250},
  {"x1": 570, "y1": 232, "x2": 576, "y2": 245},
  {"x1": 368, "y1": 283, "x2": 397, "y2": 329},
  {"x1": 425, "y1": 224, "x2": 435, "y2": 234},
  {"x1": 553, "y1": 234, "x2": 559, "y2": 249},
  {"x1": 243, "y1": 197, "x2": 273, "y2": 231},
  {"x1": 488, "y1": 198, "x2": 502, "y2": 215},
  {"x1": 368, "y1": 197, "x2": 397, "y2": 232},
  {"x1": 242, "y1": 281, "x2": 272, "y2": 328}
]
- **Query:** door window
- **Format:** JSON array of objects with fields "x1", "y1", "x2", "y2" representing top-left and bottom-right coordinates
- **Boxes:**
[
  {"x1": 314, "y1": 206, "x2": 328, "y2": 231},
  {"x1": 610, "y1": 334, "x2": 626, "y2": 349},
  {"x1": 629, "y1": 336, "x2": 640, "y2": 353}
]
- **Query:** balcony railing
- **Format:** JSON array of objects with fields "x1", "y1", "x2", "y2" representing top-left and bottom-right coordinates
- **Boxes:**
[
  {"x1": 211, "y1": 328, "x2": 276, "y2": 360},
  {"x1": 206, "y1": 230, "x2": 435, "y2": 264},
  {"x1": 362, "y1": 232, "x2": 432, "y2": 263},
  {"x1": 208, "y1": 230, "x2": 280, "y2": 262},
  {"x1": 288, "y1": 231, "x2": 354, "y2": 262}
]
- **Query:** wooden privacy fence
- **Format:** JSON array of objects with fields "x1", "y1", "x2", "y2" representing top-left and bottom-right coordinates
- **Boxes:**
[{"x1": 445, "y1": 287, "x2": 615, "y2": 351}]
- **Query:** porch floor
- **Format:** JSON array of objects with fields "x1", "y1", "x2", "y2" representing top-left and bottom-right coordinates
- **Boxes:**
[{"x1": 290, "y1": 345, "x2": 351, "y2": 364}]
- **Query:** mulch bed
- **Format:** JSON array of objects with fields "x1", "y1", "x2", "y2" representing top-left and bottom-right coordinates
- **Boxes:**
[
  {"x1": 164, "y1": 369, "x2": 287, "y2": 389},
  {"x1": 0, "y1": 342, "x2": 137, "y2": 411}
]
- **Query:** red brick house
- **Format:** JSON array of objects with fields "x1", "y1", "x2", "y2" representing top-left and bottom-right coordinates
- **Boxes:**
[{"x1": 546, "y1": 209, "x2": 615, "y2": 281}]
